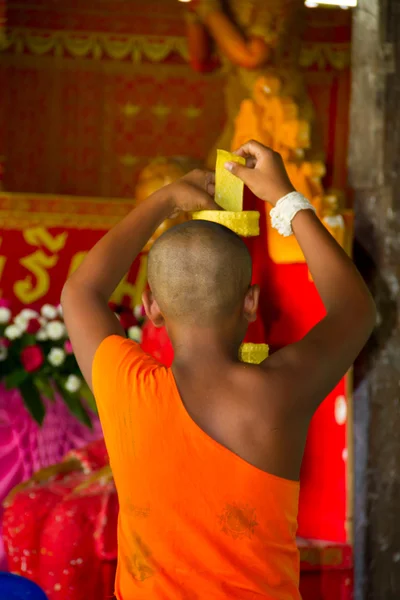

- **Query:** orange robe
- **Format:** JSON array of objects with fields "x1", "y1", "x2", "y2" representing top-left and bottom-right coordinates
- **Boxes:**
[{"x1": 93, "y1": 335, "x2": 301, "y2": 599}]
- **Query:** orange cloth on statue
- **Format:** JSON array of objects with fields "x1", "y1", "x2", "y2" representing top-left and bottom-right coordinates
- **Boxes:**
[{"x1": 92, "y1": 335, "x2": 301, "y2": 600}]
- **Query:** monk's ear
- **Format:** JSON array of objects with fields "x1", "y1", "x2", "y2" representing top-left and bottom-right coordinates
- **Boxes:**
[
  {"x1": 243, "y1": 284, "x2": 260, "y2": 323},
  {"x1": 142, "y1": 289, "x2": 165, "y2": 328}
]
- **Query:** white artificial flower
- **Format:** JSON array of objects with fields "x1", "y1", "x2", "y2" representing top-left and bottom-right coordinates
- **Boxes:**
[
  {"x1": 0, "y1": 346, "x2": 8, "y2": 361},
  {"x1": 46, "y1": 320, "x2": 66, "y2": 341},
  {"x1": 36, "y1": 329, "x2": 48, "y2": 341},
  {"x1": 14, "y1": 315, "x2": 28, "y2": 332},
  {"x1": 38, "y1": 317, "x2": 47, "y2": 327},
  {"x1": 48, "y1": 347, "x2": 66, "y2": 367},
  {"x1": 19, "y1": 308, "x2": 39, "y2": 320},
  {"x1": 41, "y1": 304, "x2": 58, "y2": 320},
  {"x1": 134, "y1": 305, "x2": 144, "y2": 320},
  {"x1": 65, "y1": 374, "x2": 82, "y2": 393},
  {"x1": 0, "y1": 307, "x2": 12, "y2": 324},
  {"x1": 128, "y1": 326, "x2": 142, "y2": 343},
  {"x1": 4, "y1": 324, "x2": 23, "y2": 340}
]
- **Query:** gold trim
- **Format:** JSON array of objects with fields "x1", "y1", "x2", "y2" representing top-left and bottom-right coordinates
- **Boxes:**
[
  {"x1": 299, "y1": 546, "x2": 344, "y2": 567},
  {"x1": 192, "y1": 211, "x2": 260, "y2": 237},
  {"x1": 1, "y1": 28, "x2": 189, "y2": 63},
  {"x1": 299, "y1": 43, "x2": 350, "y2": 70},
  {"x1": 0, "y1": 212, "x2": 128, "y2": 230},
  {"x1": 239, "y1": 343, "x2": 269, "y2": 365},
  {"x1": 0, "y1": 192, "x2": 134, "y2": 230},
  {"x1": 0, "y1": 28, "x2": 350, "y2": 70}
]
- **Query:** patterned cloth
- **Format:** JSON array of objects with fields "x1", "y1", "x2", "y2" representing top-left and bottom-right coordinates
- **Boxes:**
[
  {"x1": 0, "y1": 386, "x2": 103, "y2": 569},
  {"x1": 2, "y1": 440, "x2": 115, "y2": 600}
]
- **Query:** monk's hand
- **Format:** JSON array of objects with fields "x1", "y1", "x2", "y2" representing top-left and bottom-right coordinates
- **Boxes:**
[
  {"x1": 182, "y1": 168, "x2": 216, "y2": 197},
  {"x1": 169, "y1": 169, "x2": 218, "y2": 215},
  {"x1": 225, "y1": 140, "x2": 295, "y2": 206}
]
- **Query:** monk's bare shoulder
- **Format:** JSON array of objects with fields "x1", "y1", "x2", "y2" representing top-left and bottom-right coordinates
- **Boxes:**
[{"x1": 233, "y1": 362, "x2": 290, "y2": 420}]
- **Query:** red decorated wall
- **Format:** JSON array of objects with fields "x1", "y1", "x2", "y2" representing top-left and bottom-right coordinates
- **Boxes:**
[
  {"x1": 0, "y1": 1, "x2": 351, "y2": 197},
  {"x1": 0, "y1": 0, "x2": 226, "y2": 197}
]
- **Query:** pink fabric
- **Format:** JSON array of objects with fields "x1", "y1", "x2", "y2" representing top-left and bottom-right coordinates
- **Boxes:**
[{"x1": 0, "y1": 384, "x2": 103, "y2": 569}]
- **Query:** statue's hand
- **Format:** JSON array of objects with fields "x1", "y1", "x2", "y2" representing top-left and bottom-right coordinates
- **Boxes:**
[{"x1": 189, "y1": 0, "x2": 222, "y2": 23}]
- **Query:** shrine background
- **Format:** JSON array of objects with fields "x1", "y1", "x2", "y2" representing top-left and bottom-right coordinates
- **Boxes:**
[
  {"x1": 0, "y1": 0, "x2": 351, "y2": 197},
  {"x1": 0, "y1": 0, "x2": 355, "y2": 594}
]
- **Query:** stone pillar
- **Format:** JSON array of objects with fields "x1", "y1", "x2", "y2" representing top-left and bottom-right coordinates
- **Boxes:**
[{"x1": 349, "y1": 0, "x2": 400, "y2": 598}]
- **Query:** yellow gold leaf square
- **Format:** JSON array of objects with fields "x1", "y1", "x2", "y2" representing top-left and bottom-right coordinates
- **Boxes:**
[{"x1": 215, "y1": 150, "x2": 246, "y2": 212}]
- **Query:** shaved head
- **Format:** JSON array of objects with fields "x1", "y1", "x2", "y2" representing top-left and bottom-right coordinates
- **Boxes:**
[{"x1": 147, "y1": 220, "x2": 252, "y2": 325}]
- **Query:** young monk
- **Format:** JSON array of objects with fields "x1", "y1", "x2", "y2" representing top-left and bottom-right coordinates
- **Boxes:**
[{"x1": 62, "y1": 141, "x2": 375, "y2": 599}]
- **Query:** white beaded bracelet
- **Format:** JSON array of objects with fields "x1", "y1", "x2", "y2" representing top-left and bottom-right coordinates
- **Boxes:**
[{"x1": 270, "y1": 191, "x2": 316, "y2": 237}]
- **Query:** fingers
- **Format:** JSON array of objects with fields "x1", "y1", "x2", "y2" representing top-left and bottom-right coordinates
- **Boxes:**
[
  {"x1": 205, "y1": 197, "x2": 220, "y2": 211},
  {"x1": 185, "y1": 169, "x2": 215, "y2": 193},
  {"x1": 194, "y1": 189, "x2": 219, "y2": 211},
  {"x1": 231, "y1": 155, "x2": 257, "y2": 169},
  {"x1": 224, "y1": 161, "x2": 252, "y2": 185},
  {"x1": 200, "y1": 171, "x2": 215, "y2": 196},
  {"x1": 198, "y1": 184, "x2": 221, "y2": 210},
  {"x1": 205, "y1": 170, "x2": 216, "y2": 188},
  {"x1": 196, "y1": 185, "x2": 219, "y2": 210},
  {"x1": 233, "y1": 139, "x2": 267, "y2": 160},
  {"x1": 180, "y1": 180, "x2": 219, "y2": 211},
  {"x1": 198, "y1": 168, "x2": 215, "y2": 180},
  {"x1": 207, "y1": 182, "x2": 216, "y2": 196},
  {"x1": 196, "y1": 168, "x2": 215, "y2": 181},
  {"x1": 244, "y1": 156, "x2": 257, "y2": 169},
  {"x1": 233, "y1": 140, "x2": 279, "y2": 169}
]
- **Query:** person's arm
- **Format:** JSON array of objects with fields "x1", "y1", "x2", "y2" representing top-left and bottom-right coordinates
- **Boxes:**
[
  {"x1": 61, "y1": 172, "x2": 216, "y2": 391},
  {"x1": 274, "y1": 209, "x2": 376, "y2": 409},
  {"x1": 206, "y1": 12, "x2": 270, "y2": 69},
  {"x1": 192, "y1": 1, "x2": 270, "y2": 70},
  {"x1": 226, "y1": 141, "x2": 376, "y2": 415},
  {"x1": 185, "y1": 14, "x2": 216, "y2": 73}
]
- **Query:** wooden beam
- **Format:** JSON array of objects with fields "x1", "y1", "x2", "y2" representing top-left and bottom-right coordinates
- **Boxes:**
[{"x1": 349, "y1": 0, "x2": 400, "y2": 598}]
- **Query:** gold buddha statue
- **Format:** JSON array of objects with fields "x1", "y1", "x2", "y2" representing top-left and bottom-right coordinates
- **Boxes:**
[
  {"x1": 186, "y1": 0, "x2": 312, "y2": 167},
  {"x1": 186, "y1": 0, "x2": 351, "y2": 263}
]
